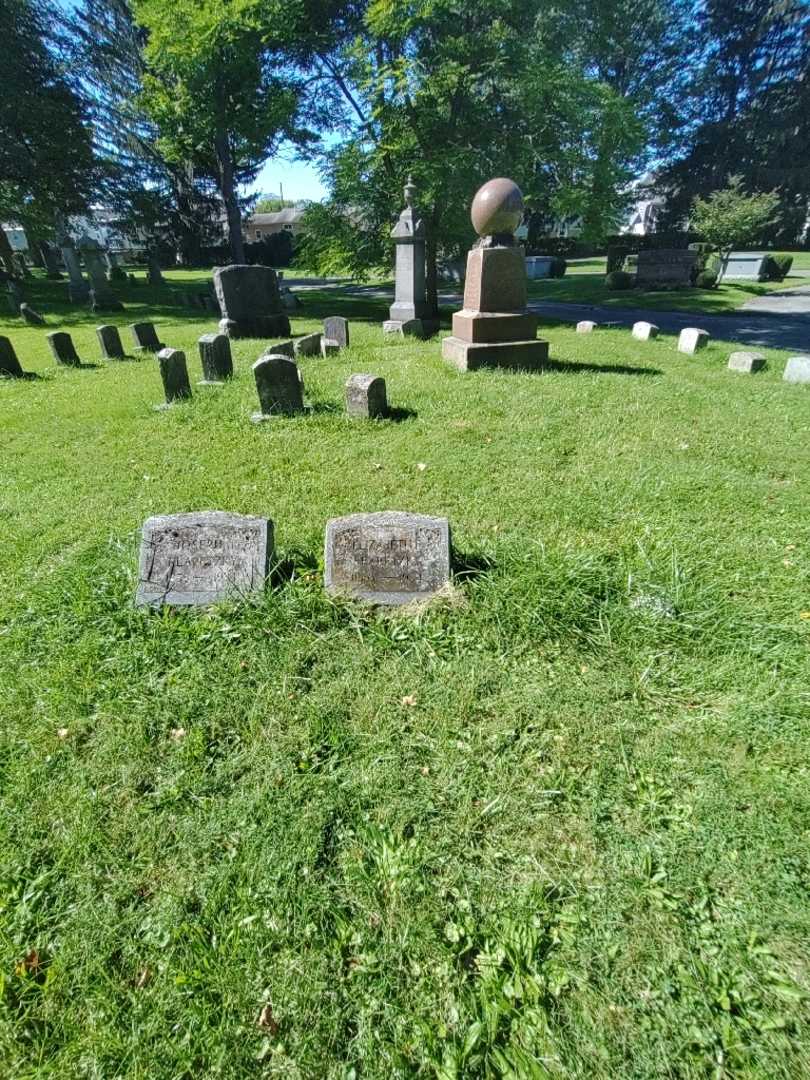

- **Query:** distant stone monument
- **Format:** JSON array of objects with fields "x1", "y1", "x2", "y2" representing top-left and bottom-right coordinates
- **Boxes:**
[
  {"x1": 55, "y1": 218, "x2": 90, "y2": 302},
  {"x1": 728, "y1": 351, "x2": 766, "y2": 373},
  {"x1": 146, "y1": 252, "x2": 165, "y2": 287},
  {"x1": 40, "y1": 243, "x2": 63, "y2": 279},
  {"x1": 20, "y1": 303, "x2": 45, "y2": 326},
  {"x1": 155, "y1": 348, "x2": 192, "y2": 407},
  {"x1": 0, "y1": 336, "x2": 24, "y2": 378},
  {"x1": 79, "y1": 238, "x2": 123, "y2": 311},
  {"x1": 213, "y1": 264, "x2": 290, "y2": 339},
  {"x1": 721, "y1": 253, "x2": 768, "y2": 281},
  {"x1": 441, "y1": 178, "x2": 548, "y2": 371},
  {"x1": 525, "y1": 256, "x2": 554, "y2": 280},
  {"x1": 636, "y1": 249, "x2": 698, "y2": 288},
  {"x1": 677, "y1": 327, "x2": 709, "y2": 355},
  {"x1": 136, "y1": 511, "x2": 272, "y2": 607},
  {"x1": 345, "y1": 374, "x2": 387, "y2": 419},
  {"x1": 197, "y1": 333, "x2": 233, "y2": 384},
  {"x1": 97, "y1": 324, "x2": 126, "y2": 360},
  {"x1": 7, "y1": 279, "x2": 24, "y2": 314},
  {"x1": 251, "y1": 354, "x2": 304, "y2": 420},
  {"x1": 325, "y1": 511, "x2": 451, "y2": 606},
  {"x1": 383, "y1": 177, "x2": 437, "y2": 338},
  {"x1": 46, "y1": 331, "x2": 82, "y2": 367},
  {"x1": 130, "y1": 322, "x2": 165, "y2": 353},
  {"x1": 576, "y1": 321, "x2": 597, "y2": 333},
  {"x1": 783, "y1": 356, "x2": 810, "y2": 384}
]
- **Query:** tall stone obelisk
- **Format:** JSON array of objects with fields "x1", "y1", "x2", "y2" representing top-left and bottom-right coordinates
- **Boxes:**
[
  {"x1": 441, "y1": 178, "x2": 548, "y2": 371},
  {"x1": 383, "y1": 177, "x2": 437, "y2": 338}
]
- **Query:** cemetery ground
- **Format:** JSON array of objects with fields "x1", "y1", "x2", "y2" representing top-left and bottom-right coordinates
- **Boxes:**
[{"x1": 2, "y1": 270, "x2": 810, "y2": 1078}]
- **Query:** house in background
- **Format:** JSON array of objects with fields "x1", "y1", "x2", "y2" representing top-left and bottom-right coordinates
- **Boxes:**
[{"x1": 244, "y1": 207, "x2": 305, "y2": 242}]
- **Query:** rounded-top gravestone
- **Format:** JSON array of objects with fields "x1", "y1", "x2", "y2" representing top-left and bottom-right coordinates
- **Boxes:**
[{"x1": 470, "y1": 178, "x2": 524, "y2": 238}]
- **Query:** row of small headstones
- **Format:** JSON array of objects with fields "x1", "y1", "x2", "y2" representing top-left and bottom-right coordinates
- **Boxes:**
[{"x1": 575, "y1": 319, "x2": 810, "y2": 379}]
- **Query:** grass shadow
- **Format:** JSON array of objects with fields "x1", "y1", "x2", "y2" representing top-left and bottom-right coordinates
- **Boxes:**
[
  {"x1": 386, "y1": 406, "x2": 418, "y2": 422},
  {"x1": 270, "y1": 549, "x2": 319, "y2": 586},
  {"x1": 1, "y1": 371, "x2": 43, "y2": 381},
  {"x1": 452, "y1": 551, "x2": 496, "y2": 582},
  {"x1": 544, "y1": 358, "x2": 662, "y2": 377}
]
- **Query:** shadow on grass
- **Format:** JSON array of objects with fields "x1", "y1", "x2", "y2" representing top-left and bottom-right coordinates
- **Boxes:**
[
  {"x1": 1, "y1": 371, "x2": 43, "y2": 381},
  {"x1": 545, "y1": 358, "x2": 661, "y2": 377},
  {"x1": 453, "y1": 551, "x2": 496, "y2": 581},
  {"x1": 270, "y1": 549, "x2": 319, "y2": 586},
  {"x1": 386, "y1": 406, "x2": 418, "y2": 422}
]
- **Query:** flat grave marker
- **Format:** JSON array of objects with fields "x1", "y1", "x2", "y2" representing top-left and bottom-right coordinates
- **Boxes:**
[{"x1": 136, "y1": 511, "x2": 272, "y2": 607}]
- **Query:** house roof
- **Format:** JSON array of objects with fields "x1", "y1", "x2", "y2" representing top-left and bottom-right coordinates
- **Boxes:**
[{"x1": 247, "y1": 209, "x2": 304, "y2": 226}]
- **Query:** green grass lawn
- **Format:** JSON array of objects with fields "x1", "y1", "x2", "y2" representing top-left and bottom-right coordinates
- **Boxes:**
[
  {"x1": 2, "y1": 270, "x2": 810, "y2": 1078},
  {"x1": 527, "y1": 272, "x2": 807, "y2": 314}
]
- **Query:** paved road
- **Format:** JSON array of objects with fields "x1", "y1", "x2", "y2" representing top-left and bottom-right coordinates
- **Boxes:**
[{"x1": 325, "y1": 282, "x2": 810, "y2": 352}]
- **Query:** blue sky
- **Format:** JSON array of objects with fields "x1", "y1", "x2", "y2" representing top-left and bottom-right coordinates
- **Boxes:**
[{"x1": 247, "y1": 152, "x2": 329, "y2": 204}]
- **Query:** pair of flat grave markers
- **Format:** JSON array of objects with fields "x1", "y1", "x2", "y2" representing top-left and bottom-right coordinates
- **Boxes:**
[{"x1": 136, "y1": 510, "x2": 450, "y2": 608}]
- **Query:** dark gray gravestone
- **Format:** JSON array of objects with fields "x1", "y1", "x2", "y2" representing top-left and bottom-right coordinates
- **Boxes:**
[
  {"x1": 46, "y1": 331, "x2": 81, "y2": 366},
  {"x1": 213, "y1": 264, "x2": 290, "y2": 339},
  {"x1": 136, "y1": 511, "x2": 272, "y2": 607},
  {"x1": 251, "y1": 355, "x2": 304, "y2": 420},
  {"x1": 345, "y1": 374, "x2": 387, "y2": 419},
  {"x1": 97, "y1": 324, "x2": 126, "y2": 359},
  {"x1": 0, "y1": 336, "x2": 24, "y2": 378},
  {"x1": 324, "y1": 511, "x2": 451, "y2": 606},
  {"x1": 20, "y1": 303, "x2": 45, "y2": 326},
  {"x1": 130, "y1": 322, "x2": 165, "y2": 353},
  {"x1": 323, "y1": 316, "x2": 349, "y2": 349},
  {"x1": 636, "y1": 249, "x2": 698, "y2": 287},
  {"x1": 293, "y1": 332, "x2": 322, "y2": 357},
  {"x1": 262, "y1": 339, "x2": 295, "y2": 359},
  {"x1": 156, "y1": 348, "x2": 192, "y2": 407},
  {"x1": 198, "y1": 333, "x2": 233, "y2": 383}
]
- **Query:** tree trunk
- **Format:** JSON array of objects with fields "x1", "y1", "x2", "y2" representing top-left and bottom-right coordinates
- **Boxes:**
[
  {"x1": 172, "y1": 167, "x2": 202, "y2": 266},
  {"x1": 214, "y1": 126, "x2": 245, "y2": 263}
]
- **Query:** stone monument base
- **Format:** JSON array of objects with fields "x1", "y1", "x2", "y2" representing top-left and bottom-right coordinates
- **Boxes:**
[
  {"x1": 219, "y1": 315, "x2": 291, "y2": 340},
  {"x1": 383, "y1": 317, "x2": 439, "y2": 339},
  {"x1": 442, "y1": 336, "x2": 548, "y2": 372},
  {"x1": 451, "y1": 310, "x2": 536, "y2": 343}
]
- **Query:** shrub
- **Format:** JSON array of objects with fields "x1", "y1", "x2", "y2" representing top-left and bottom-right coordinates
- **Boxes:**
[
  {"x1": 763, "y1": 254, "x2": 793, "y2": 281},
  {"x1": 695, "y1": 269, "x2": 718, "y2": 289},
  {"x1": 549, "y1": 256, "x2": 567, "y2": 278},
  {"x1": 606, "y1": 270, "x2": 633, "y2": 290}
]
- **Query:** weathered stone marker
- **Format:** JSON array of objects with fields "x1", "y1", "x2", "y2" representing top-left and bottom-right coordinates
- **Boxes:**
[
  {"x1": 383, "y1": 177, "x2": 438, "y2": 338},
  {"x1": 80, "y1": 238, "x2": 123, "y2": 311},
  {"x1": 677, "y1": 327, "x2": 709, "y2": 355},
  {"x1": 728, "y1": 351, "x2": 766, "y2": 374},
  {"x1": 130, "y1": 322, "x2": 165, "y2": 353},
  {"x1": 325, "y1": 511, "x2": 451, "y2": 606},
  {"x1": 783, "y1": 356, "x2": 810, "y2": 384},
  {"x1": 636, "y1": 249, "x2": 699, "y2": 288},
  {"x1": 213, "y1": 264, "x2": 290, "y2": 339},
  {"x1": 576, "y1": 321, "x2": 597, "y2": 333},
  {"x1": 197, "y1": 333, "x2": 233, "y2": 384},
  {"x1": 251, "y1": 355, "x2": 304, "y2": 420},
  {"x1": 293, "y1": 332, "x2": 322, "y2": 357},
  {"x1": 156, "y1": 348, "x2": 192, "y2": 407},
  {"x1": 632, "y1": 321, "x2": 659, "y2": 341},
  {"x1": 136, "y1": 511, "x2": 272, "y2": 607},
  {"x1": 345, "y1": 374, "x2": 387, "y2": 419},
  {"x1": 323, "y1": 316, "x2": 349, "y2": 349},
  {"x1": 46, "y1": 331, "x2": 81, "y2": 366},
  {"x1": 20, "y1": 303, "x2": 45, "y2": 326},
  {"x1": 0, "y1": 336, "x2": 24, "y2": 378},
  {"x1": 97, "y1": 324, "x2": 126, "y2": 360},
  {"x1": 721, "y1": 252, "x2": 768, "y2": 281},
  {"x1": 442, "y1": 178, "x2": 548, "y2": 371},
  {"x1": 262, "y1": 339, "x2": 295, "y2": 360},
  {"x1": 321, "y1": 338, "x2": 340, "y2": 357}
]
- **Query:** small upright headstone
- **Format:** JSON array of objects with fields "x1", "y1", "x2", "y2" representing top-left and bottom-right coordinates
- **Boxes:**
[
  {"x1": 321, "y1": 338, "x2": 340, "y2": 357},
  {"x1": 325, "y1": 511, "x2": 451, "y2": 606},
  {"x1": 677, "y1": 328, "x2": 709, "y2": 355},
  {"x1": 20, "y1": 303, "x2": 45, "y2": 326},
  {"x1": 7, "y1": 280, "x2": 23, "y2": 313},
  {"x1": 146, "y1": 254, "x2": 165, "y2": 287},
  {"x1": 46, "y1": 331, "x2": 82, "y2": 367},
  {"x1": 632, "y1": 321, "x2": 659, "y2": 341},
  {"x1": 251, "y1": 355, "x2": 304, "y2": 421},
  {"x1": 728, "y1": 351, "x2": 766, "y2": 374},
  {"x1": 155, "y1": 348, "x2": 192, "y2": 408},
  {"x1": 346, "y1": 374, "x2": 387, "y2": 419},
  {"x1": 293, "y1": 332, "x2": 322, "y2": 357},
  {"x1": 576, "y1": 321, "x2": 597, "y2": 333},
  {"x1": 213, "y1": 264, "x2": 290, "y2": 339},
  {"x1": 0, "y1": 336, "x2": 24, "y2": 378},
  {"x1": 783, "y1": 356, "x2": 810, "y2": 384},
  {"x1": 97, "y1": 324, "x2": 126, "y2": 360},
  {"x1": 198, "y1": 333, "x2": 233, "y2": 384},
  {"x1": 323, "y1": 316, "x2": 349, "y2": 349},
  {"x1": 262, "y1": 339, "x2": 295, "y2": 360},
  {"x1": 130, "y1": 322, "x2": 165, "y2": 353},
  {"x1": 136, "y1": 511, "x2": 272, "y2": 607},
  {"x1": 80, "y1": 238, "x2": 123, "y2": 310}
]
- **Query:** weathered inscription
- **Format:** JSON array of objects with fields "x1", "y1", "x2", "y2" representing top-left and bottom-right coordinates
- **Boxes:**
[
  {"x1": 325, "y1": 511, "x2": 450, "y2": 605},
  {"x1": 636, "y1": 249, "x2": 698, "y2": 287},
  {"x1": 136, "y1": 511, "x2": 272, "y2": 606}
]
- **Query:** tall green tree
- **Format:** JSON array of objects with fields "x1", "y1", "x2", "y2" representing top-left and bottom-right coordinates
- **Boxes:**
[
  {"x1": 134, "y1": 0, "x2": 311, "y2": 262},
  {"x1": 0, "y1": 0, "x2": 97, "y2": 268},
  {"x1": 657, "y1": 0, "x2": 810, "y2": 240}
]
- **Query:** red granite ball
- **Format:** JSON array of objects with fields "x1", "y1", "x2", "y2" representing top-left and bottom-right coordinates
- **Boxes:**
[{"x1": 470, "y1": 178, "x2": 524, "y2": 237}]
